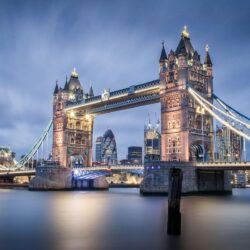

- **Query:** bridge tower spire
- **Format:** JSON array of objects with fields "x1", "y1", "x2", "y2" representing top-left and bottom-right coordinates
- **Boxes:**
[
  {"x1": 159, "y1": 40, "x2": 168, "y2": 72},
  {"x1": 53, "y1": 81, "x2": 59, "y2": 95},
  {"x1": 160, "y1": 27, "x2": 214, "y2": 162},
  {"x1": 204, "y1": 44, "x2": 213, "y2": 97}
]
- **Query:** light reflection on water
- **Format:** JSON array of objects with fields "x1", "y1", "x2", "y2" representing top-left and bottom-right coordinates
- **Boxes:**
[{"x1": 0, "y1": 188, "x2": 250, "y2": 250}]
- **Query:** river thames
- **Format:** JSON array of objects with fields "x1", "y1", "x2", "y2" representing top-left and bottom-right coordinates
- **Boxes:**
[{"x1": 0, "y1": 188, "x2": 249, "y2": 250}]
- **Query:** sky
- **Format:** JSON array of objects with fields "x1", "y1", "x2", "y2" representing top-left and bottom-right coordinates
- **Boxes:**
[{"x1": 0, "y1": 0, "x2": 250, "y2": 160}]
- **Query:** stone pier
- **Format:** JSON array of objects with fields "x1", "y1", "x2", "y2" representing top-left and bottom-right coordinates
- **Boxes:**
[
  {"x1": 29, "y1": 165, "x2": 109, "y2": 190},
  {"x1": 140, "y1": 161, "x2": 232, "y2": 194},
  {"x1": 29, "y1": 166, "x2": 72, "y2": 190}
]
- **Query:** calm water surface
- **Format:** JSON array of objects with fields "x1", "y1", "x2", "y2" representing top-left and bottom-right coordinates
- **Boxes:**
[{"x1": 0, "y1": 188, "x2": 250, "y2": 250}]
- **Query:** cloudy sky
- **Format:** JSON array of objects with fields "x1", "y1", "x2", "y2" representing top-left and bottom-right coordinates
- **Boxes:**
[{"x1": 0, "y1": 0, "x2": 250, "y2": 160}]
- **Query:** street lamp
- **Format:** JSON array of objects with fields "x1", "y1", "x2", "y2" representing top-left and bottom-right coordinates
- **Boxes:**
[{"x1": 196, "y1": 106, "x2": 205, "y2": 162}]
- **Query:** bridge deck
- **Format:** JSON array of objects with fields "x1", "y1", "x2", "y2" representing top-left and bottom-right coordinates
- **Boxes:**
[
  {"x1": 1, "y1": 162, "x2": 250, "y2": 178},
  {"x1": 0, "y1": 170, "x2": 36, "y2": 177},
  {"x1": 195, "y1": 162, "x2": 250, "y2": 171}
]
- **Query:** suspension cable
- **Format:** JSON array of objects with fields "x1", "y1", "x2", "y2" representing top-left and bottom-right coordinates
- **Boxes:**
[
  {"x1": 188, "y1": 88, "x2": 250, "y2": 140},
  {"x1": 14, "y1": 120, "x2": 52, "y2": 170},
  {"x1": 189, "y1": 87, "x2": 250, "y2": 129},
  {"x1": 213, "y1": 94, "x2": 250, "y2": 121},
  {"x1": 215, "y1": 97, "x2": 235, "y2": 117}
]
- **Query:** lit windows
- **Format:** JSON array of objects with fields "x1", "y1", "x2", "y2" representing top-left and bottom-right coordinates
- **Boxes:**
[{"x1": 166, "y1": 136, "x2": 181, "y2": 154}]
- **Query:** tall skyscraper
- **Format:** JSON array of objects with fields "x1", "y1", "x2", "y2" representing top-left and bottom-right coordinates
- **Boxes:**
[
  {"x1": 128, "y1": 146, "x2": 142, "y2": 164},
  {"x1": 101, "y1": 129, "x2": 117, "y2": 165},
  {"x1": 95, "y1": 136, "x2": 104, "y2": 162},
  {"x1": 144, "y1": 119, "x2": 161, "y2": 161}
]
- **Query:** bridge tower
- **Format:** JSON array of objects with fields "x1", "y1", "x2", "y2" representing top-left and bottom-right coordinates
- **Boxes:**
[
  {"x1": 52, "y1": 69, "x2": 94, "y2": 167},
  {"x1": 160, "y1": 26, "x2": 214, "y2": 162}
]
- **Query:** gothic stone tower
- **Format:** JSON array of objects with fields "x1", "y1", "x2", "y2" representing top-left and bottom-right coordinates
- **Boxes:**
[
  {"x1": 160, "y1": 27, "x2": 213, "y2": 162},
  {"x1": 52, "y1": 69, "x2": 94, "y2": 167}
]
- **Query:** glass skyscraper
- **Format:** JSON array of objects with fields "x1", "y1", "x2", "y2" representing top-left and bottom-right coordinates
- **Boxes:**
[
  {"x1": 144, "y1": 120, "x2": 161, "y2": 161},
  {"x1": 102, "y1": 129, "x2": 117, "y2": 165},
  {"x1": 95, "y1": 136, "x2": 104, "y2": 163},
  {"x1": 95, "y1": 129, "x2": 117, "y2": 165},
  {"x1": 128, "y1": 146, "x2": 142, "y2": 164}
]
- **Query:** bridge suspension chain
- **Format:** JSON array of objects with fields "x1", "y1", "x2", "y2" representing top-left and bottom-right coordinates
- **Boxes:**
[
  {"x1": 213, "y1": 94, "x2": 250, "y2": 123},
  {"x1": 189, "y1": 87, "x2": 250, "y2": 129},
  {"x1": 188, "y1": 87, "x2": 250, "y2": 140},
  {"x1": 14, "y1": 120, "x2": 53, "y2": 170}
]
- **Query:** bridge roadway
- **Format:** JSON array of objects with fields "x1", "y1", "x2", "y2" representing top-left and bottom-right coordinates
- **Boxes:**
[
  {"x1": 79, "y1": 165, "x2": 144, "y2": 171},
  {"x1": 0, "y1": 170, "x2": 36, "y2": 177},
  {"x1": 195, "y1": 161, "x2": 250, "y2": 170},
  {"x1": 1, "y1": 162, "x2": 250, "y2": 178},
  {"x1": 79, "y1": 162, "x2": 250, "y2": 171}
]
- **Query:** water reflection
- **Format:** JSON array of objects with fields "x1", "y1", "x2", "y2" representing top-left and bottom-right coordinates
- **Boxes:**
[{"x1": 0, "y1": 188, "x2": 250, "y2": 250}]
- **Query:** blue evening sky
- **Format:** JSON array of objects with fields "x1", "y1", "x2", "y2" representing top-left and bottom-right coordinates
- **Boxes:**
[{"x1": 0, "y1": 0, "x2": 249, "y2": 160}]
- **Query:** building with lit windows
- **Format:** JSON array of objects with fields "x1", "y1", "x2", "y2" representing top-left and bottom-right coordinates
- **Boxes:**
[
  {"x1": 128, "y1": 146, "x2": 142, "y2": 164},
  {"x1": 95, "y1": 136, "x2": 103, "y2": 163},
  {"x1": 215, "y1": 125, "x2": 243, "y2": 162},
  {"x1": 215, "y1": 125, "x2": 250, "y2": 187},
  {"x1": 0, "y1": 146, "x2": 16, "y2": 168},
  {"x1": 144, "y1": 120, "x2": 161, "y2": 161},
  {"x1": 232, "y1": 171, "x2": 247, "y2": 187}
]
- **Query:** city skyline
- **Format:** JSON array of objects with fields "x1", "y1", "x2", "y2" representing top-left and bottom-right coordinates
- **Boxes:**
[
  {"x1": 0, "y1": 0, "x2": 250, "y2": 159},
  {"x1": 0, "y1": 2, "x2": 250, "y2": 250}
]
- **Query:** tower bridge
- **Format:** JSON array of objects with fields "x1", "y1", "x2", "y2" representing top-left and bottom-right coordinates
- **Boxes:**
[
  {"x1": 2, "y1": 26, "x2": 250, "y2": 193},
  {"x1": 51, "y1": 26, "x2": 215, "y2": 168}
]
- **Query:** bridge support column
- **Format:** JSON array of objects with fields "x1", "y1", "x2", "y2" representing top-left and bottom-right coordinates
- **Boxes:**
[
  {"x1": 167, "y1": 168, "x2": 182, "y2": 235},
  {"x1": 140, "y1": 162, "x2": 198, "y2": 194},
  {"x1": 197, "y1": 170, "x2": 232, "y2": 194},
  {"x1": 140, "y1": 161, "x2": 232, "y2": 194}
]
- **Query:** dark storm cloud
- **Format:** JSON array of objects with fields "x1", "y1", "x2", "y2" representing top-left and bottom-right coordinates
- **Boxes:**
[{"x1": 0, "y1": 0, "x2": 250, "y2": 159}]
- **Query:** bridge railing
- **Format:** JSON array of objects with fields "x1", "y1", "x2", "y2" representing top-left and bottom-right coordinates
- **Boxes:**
[
  {"x1": 77, "y1": 164, "x2": 144, "y2": 170},
  {"x1": 195, "y1": 161, "x2": 250, "y2": 167}
]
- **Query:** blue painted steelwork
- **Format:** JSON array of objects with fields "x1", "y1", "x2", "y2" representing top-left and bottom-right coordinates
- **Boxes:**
[
  {"x1": 74, "y1": 170, "x2": 111, "y2": 180},
  {"x1": 66, "y1": 79, "x2": 160, "y2": 109},
  {"x1": 87, "y1": 93, "x2": 160, "y2": 114},
  {"x1": 213, "y1": 94, "x2": 250, "y2": 121}
]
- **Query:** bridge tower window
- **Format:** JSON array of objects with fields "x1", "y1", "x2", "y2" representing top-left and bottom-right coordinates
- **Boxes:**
[{"x1": 76, "y1": 121, "x2": 81, "y2": 130}]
